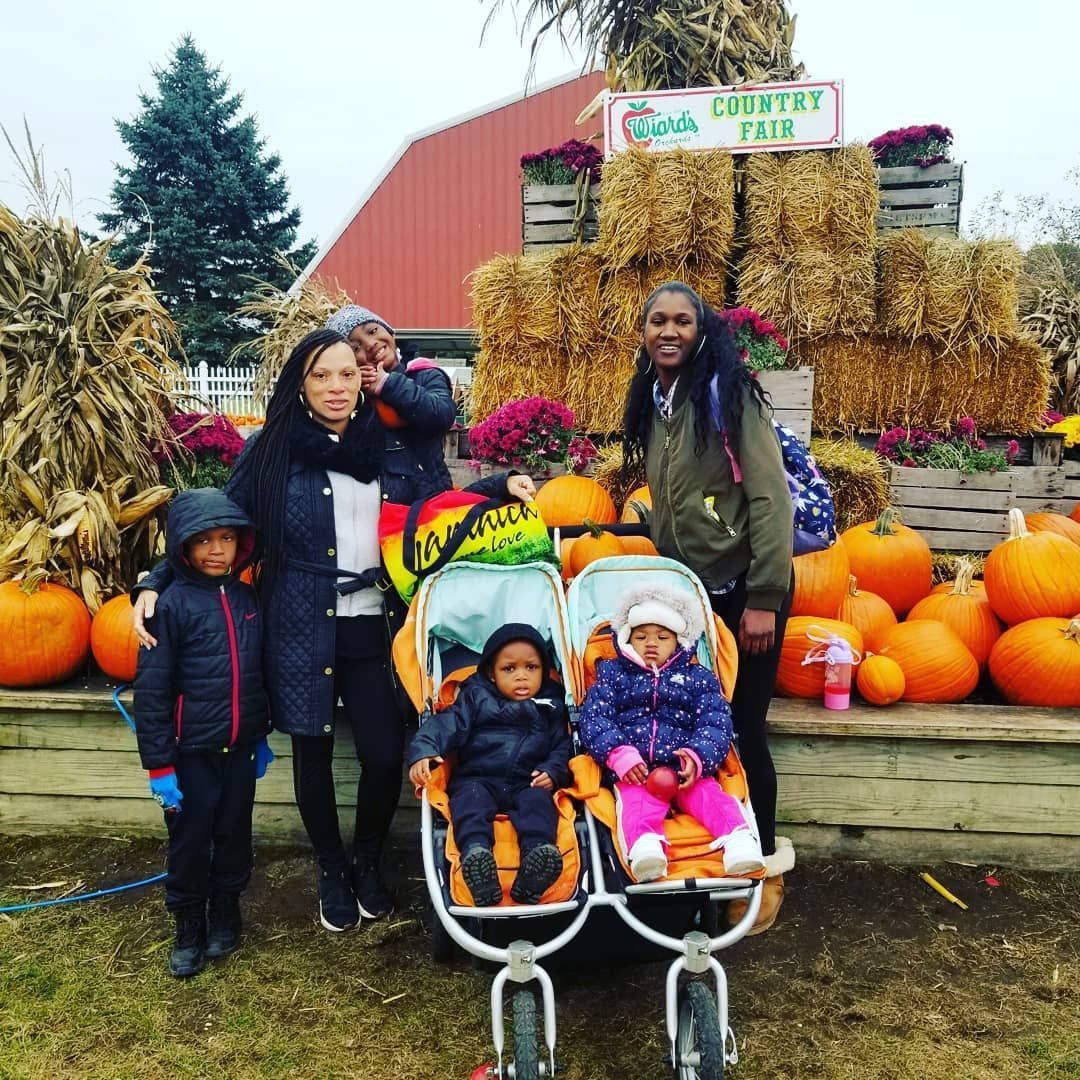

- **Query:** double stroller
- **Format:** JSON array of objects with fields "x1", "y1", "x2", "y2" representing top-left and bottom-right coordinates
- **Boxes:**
[{"x1": 393, "y1": 555, "x2": 765, "y2": 1079}]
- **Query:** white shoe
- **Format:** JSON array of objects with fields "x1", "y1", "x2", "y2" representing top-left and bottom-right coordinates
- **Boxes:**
[
  {"x1": 628, "y1": 833, "x2": 667, "y2": 882},
  {"x1": 722, "y1": 831, "x2": 766, "y2": 876}
]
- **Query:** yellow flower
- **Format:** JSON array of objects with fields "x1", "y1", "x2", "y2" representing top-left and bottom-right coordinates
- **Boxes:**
[{"x1": 1047, "y1": 416, "x2": 1080, "y2": 447}]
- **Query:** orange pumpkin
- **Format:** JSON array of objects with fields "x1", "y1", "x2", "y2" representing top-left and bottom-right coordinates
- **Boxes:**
[
  {"x1": 988, "y1": 616, "x2": 1080, "y2": 707},
  {"x1": 840, "y1": 508, "x2": 932, "y2": 616},
  {"x1": 568, "y1": 522, "x2": 625, "y2": 576},
  {"x1": 1025, "y1": 510, "x2": 1080, "y2": 547},
  {"x1": 90, "y1": 595, "x2": 141, "y2": 682},
  {"x1": 775, "y1": 616, "x2": 863, "y2": 699},
  {"x1": 534, "y1": 475, "x2": 617, "y2": 528},
  {"x1": 0, "y1": 580, "x2": 91, "y2": 688},
  {"x1": 791, "y1": 543, "x2": 850, "y2": 618},
  {"x1": 931, "y1": 575, "x2": 985, "y2": 595},
  {"x1": 907, "y1": 559, "x2": 1001, "y2": 668},
  {"x1": 559, "y1": 537, "x2": 577, "y2": 583},
  {"x1": 1071, "y1": 501, "x2": 1080, "y2": 525},
  {"x1": 620, "y1": 485, "x2": 652, "y2": 523},
  {"x1": 875, "y1": 620, "x2": 979, "y2": 703},
  {"x1": 856, "y1": 654, "x2": 906, "y2": 706},
  {"x1": 619, "y1": 534, "x2": 660, "y2": 558},
  {"x1": 984, "y1": 508, "x2": 1080, "y2": 624},
  {"x1": 837, "y1": 574, "x2": 896, "y2": 651},
  {"x1": 374, "y1": 399, "x2": 407, "y2": 429}
]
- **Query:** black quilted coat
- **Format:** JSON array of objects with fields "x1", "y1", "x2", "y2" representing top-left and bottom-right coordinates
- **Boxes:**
[{"x1": 134, "y1": 489, "x2": 270, "y2": 770}]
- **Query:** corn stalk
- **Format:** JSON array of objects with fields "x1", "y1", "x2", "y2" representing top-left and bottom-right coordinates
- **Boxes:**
[
  {"x1": 0, "y1": 129, "x2": 180, "y2": 608},
  {"x1": 1020, "y1": 254, "x2": 1080, "y2": 414}
]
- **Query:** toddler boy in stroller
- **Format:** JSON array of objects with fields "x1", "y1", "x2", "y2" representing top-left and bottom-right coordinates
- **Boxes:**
[{"x1": 407, "y1": 623, "x2": 573, "y2": 907}]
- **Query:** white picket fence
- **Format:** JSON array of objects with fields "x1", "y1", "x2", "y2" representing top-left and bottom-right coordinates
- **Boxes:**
[{"x1": 177, "y1": 362, "x2": 264, "y2": 420}]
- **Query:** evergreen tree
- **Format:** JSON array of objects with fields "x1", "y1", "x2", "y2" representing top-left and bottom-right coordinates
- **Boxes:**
[{"x1": 99, "y1": 37, "x2": 316, "y2": 366}]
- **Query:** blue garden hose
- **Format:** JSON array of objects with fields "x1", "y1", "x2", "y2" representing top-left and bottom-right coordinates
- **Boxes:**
[{"x1": 0, "y1": 684, "x2": 166, "y2": 914}]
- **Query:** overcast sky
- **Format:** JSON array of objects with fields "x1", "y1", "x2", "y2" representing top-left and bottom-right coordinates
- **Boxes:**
[{"x1": 1, "y1": 0, "x2": 1077, "y2": 248}]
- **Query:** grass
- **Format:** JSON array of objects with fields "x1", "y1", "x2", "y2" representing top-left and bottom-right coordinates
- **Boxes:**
[{"x1": 1, "y1": 837, "x2": 1077, "y2": 1079}]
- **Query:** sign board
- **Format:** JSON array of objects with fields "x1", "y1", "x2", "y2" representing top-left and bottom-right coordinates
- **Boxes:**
[{"x1": 604, "y1": 79, "x2": 843, "y2": 157}]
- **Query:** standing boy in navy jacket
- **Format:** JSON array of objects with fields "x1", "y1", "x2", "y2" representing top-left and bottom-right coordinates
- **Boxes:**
[{"x1": 135, "y1": 488, "x2": 271, "y2": 978}]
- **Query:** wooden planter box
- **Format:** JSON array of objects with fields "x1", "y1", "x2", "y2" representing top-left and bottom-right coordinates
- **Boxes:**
[
  {"x1": 877, "y1": 162, "x2": 963, "y2": 234},
  {"x1": 756, "y1": 366, "x2": 813, "y2": 446},
  {"x1": 522, "y1": 183, "x2": 599, "y2": 254},
  {"x1": 889, "y1": 460, "x2": 1080, "y2": 551}
]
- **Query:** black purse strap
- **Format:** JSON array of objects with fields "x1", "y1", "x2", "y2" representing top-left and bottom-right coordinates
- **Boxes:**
[{"x1": 401, "y1": 496, "x2": 504, "y2": 577}]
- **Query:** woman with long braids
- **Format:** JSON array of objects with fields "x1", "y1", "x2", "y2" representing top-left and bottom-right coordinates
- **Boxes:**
[
  {"x1": 622, "y1": 281, "x2": 795, "y2": 934},
  {"x1": 133, "y1": 328, "x2": 535, "y2": 933}
]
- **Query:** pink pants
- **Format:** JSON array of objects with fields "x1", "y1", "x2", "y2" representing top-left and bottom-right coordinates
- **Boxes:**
[{"x1": 615, "y1": 777, "x2": 754, "y2": 855}]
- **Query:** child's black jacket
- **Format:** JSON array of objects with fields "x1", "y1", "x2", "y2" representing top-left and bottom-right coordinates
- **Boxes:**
[
  {"x1": 134, "y1": 488, "x2": 269, "y2": 771},
  {"x1": 408, "y1": 674, "x2": 572, "y2": 790}
]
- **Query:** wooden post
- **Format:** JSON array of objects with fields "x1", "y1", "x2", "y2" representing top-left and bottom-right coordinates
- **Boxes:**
[{"x1": 1031, "y1": 432, "x2": 1066, "y2": 467}]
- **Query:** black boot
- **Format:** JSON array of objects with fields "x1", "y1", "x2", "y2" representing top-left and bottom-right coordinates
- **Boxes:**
[
  {"x1": 352, "y1": 834, "x2": 394, "y2": 920},
  {"x1": 510, "y1": 843, "x2": 563, "y2": 905},
  {"x1": 205, "y1": 894, "x2": 242, "y2": 959},
  {"x1": 460, "y1": 846, "x2": 503, "y2": 907},
  {"x1": 318, "y1": 861, "x2": 360, "y2": 932},
  {"x1": 169, "y1": 907, "x2": 207, "y2": 978}
]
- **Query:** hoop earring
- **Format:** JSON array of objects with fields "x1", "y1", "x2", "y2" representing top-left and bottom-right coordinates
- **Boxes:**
[
  {"x1": 298, "y1": 391, "x2": 313, "y2": 420},
  {"x1": 691, "y1": 334, "x2": 708, "y2": 362},
  {"x1": 636, "y1": 346, "x2": 654, "y2": 375}
]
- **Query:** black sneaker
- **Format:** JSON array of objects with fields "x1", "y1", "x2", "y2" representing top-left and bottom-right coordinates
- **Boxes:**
[
  {"x1": 169, "y1": 908, "x2": 207, "y2": 978},
  {"x1": 205, "y1": 894, "x2": 242, "y2": 959},
  {"x1": 354, "y1": 863, "x2": 395, "y2": 920},
  {"x1": 510, "y1": 843, "x2": 563, "y2": 905},
  {"x1": 460, "y1": 846, "x2": 503, "y2": 907},
  {"x1": 318, "y1": 866, "x2": 360, "y2": 932}
]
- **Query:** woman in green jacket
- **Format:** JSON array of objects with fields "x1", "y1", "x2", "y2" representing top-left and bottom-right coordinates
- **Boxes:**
[{"x1": 621, "y1": 280, "x2": 795, "y2": 934}]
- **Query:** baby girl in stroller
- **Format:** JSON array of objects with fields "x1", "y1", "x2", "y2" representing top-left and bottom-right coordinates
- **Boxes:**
[{"x1": 579, "y1": 584, "x2": 765, "y2": 884}]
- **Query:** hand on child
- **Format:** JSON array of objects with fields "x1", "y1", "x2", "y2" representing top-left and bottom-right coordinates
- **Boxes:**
[
  {"x1": 621, "y1": 762, "x2": 649, "y2": 785},
  {"x1": 409, "y1": 756, "x2": 442, "y2": 788},
  {"x1": 674, "y1": 749, "x2": 699, "y2": 789},
  {"x1": 530, "y1": 769, "x2": 553, "y2": 790}
]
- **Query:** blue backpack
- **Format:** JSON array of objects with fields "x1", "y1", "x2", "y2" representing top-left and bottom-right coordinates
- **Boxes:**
[{"x1": 708, "y1": 378, "x2": 836, "y2": 555}]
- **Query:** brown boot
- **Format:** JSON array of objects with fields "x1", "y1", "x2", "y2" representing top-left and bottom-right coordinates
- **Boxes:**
[{"x1": 727, "y1": 836, "x2": 794, "y2": 935}]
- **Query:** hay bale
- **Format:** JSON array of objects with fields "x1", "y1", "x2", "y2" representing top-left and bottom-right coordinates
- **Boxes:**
[
  {"x1": 471, "y1": 254, "x2": 527, "y2": 351},
  {"x1": 468, "y1": 346, "x2": 571, "y2": 425},
  {"x1": 597, "y1": 149, "x2": 656, "y2": 268},
  {"x1": 931, "y1": 552, "x2": 987, "y2": 586},
  {"x1": 737, "y1": 250, "x2": 796, "y2": 336},
  {"x1": 809, "y1": 437, "x2": 890, "y2": 533},
  {"x1": 790, "y1": 246, "x2": 876, "y2": 338},
  {"x1": 795, "y1": 333, "x2": 1052, "y2": 434},
  {"x1": 694, "y1": 150, "x2": 738, "y2": 267},
  {"x1": 564, "y1": 338, "x2": 636, "y2": 434},
  {"x1": 970, "y1": 239, "x2": 1022, "y2": 338},
  {"x1": 681, "y1": 258, "x2": 729, "y2": 313},
  {"x1": 549, "y1": 245, "x2": 604, "y2": 358}
]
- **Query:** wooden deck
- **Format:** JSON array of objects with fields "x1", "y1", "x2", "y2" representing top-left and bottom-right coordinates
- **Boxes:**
[{"x1": 2, "y1": 680, "x2": 1078, "y2": 869}]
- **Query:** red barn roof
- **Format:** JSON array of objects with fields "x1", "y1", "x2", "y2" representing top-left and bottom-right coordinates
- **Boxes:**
[{"x1": 298, "y1": 71, "x2": 605, "y2": 333}]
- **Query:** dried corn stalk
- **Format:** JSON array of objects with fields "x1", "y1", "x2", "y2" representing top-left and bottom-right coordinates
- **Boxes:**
[
  {"x1": 1019, "y1": 256, "x2": 1080, "y2": 415},
  {"x1": 0, "y1": 174, "x2": 178, "y2": 608}
]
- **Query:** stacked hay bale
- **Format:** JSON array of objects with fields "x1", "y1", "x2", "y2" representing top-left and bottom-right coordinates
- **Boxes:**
[
  {"x1": 470, "y1": 148, "x2": 736, "y2": 433},
  {"x1": 796, "y1": 231, "x2": 1050, "y2": 433},
  {"x1": 739, "y1": 147, "x2": 878, "y2": 341}
]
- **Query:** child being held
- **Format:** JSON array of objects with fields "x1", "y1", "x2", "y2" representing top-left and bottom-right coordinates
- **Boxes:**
[
  {"x1": 408, "y1": 623, "x2": 572, "y2": 906},
  {"x1": 135, "y1": 488, "x2": 272, "y2": 978},
  {"x1": 579, "y1": 585, "x2": 764, "y2": 883}
]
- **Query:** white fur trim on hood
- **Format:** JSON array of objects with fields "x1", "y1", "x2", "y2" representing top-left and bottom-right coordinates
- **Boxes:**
[{"x1": 614, "y1": 583, "x2": 705, "y2": 651}]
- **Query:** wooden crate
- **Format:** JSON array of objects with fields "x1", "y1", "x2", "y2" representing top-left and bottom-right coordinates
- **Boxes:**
[
  {"x1": 522, "y1": 183, "x2": 599, "y2": 254},
  {"x1": 757, "y1": 366, "x2": 813, "y2": 446},
  {"x1": 889, "y1": 460, "x2": 1080, "y2": 551},
  {"x1": 877, "y1": 162, "x2": 963, "y2": 234}
]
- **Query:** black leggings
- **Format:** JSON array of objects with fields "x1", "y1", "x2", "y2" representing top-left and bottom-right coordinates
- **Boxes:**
[
  {"x1": 291, "y1": 649, "x2": 405, "y2": 868},
  {"x1": 710, "y1": 571, "x2": 795, "y2": 858}
]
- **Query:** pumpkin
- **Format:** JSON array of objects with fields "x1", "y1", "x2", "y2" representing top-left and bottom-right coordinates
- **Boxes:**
[
  {"x1": 840, "y1": 508, "x2": 932, "y2": 616},
  {"x1": 619, "y1": 534, "x2": 661, "y2": 558},
  {"x1": 620, "y1": 485, "x2": 652, "y2": 523},
  {"x1": 988, "y1": 616, "x2": 1080, "y2": 707},
  {"x1": 775, "y1": 616, "x2": 863, "y2": 699},
  {"x1": 1025, "y1": 510, "x2": 1080, "y2": 547},
  {"x1": 559, "y1": 537, "x2": 577, "y2": 583},
  {"x1": 568, "y1": 521, "x2": 625, "y2": 576},
  {"x1": 534, "y1": 475, "x2": 617, "y2": 528},
  {"x1": 1071, "y1": 501, "x2": 1080, "y2": 525},
  {"x1": 906, "y1": 559, "x2": 1001, "y2": 667},
  {"x1": 791, "y1": 543, "x2": 850, "y2": 618},
  {"x1": 374, "y1": 399, "x2": 407, "y2": 429},
  {"x1": 90, "y1": 595, "x2": 141, "y2": 682},
  {"x1": 875, "y1": 620, "x2": 979, "y2": 703},
  {"x1": 984, "y1": 508, "x2": 1080, "y2": 624},
  {"x1": 0, "y1": 580, "x2": 91, "y2": 688},
  {"x1": 856, "y1": 654, "x2": 906, "y2": 706},
  {"x1": 837, "y1": 574, "x2": 896, "y2": 651}
]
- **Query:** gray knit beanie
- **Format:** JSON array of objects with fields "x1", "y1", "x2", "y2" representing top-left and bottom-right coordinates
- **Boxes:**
[{"x1": 325, "y1": 304, "x2": 395, "y2": 339}]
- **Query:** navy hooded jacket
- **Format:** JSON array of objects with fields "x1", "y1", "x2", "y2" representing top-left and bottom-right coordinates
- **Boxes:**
[{"x1": 134, "y1": 489, "x2": 269, "y2": 771}]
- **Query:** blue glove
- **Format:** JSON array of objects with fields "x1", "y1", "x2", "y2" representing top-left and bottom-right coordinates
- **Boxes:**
[
  {"x1": 148, "y1": 770, "x2": 183, "y2": 812},
  {"x1": 254, "y1": 738, "x2": 275, "y2": 780}
]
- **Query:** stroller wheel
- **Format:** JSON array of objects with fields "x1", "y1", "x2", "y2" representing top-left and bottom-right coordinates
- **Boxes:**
[
  {"x1": 511, "y1": 988, "x2": 540, "y2": 1080},
  {"x1": 428, "y1": 909, "x2": 457, "y2": 963},
  {"x1": 675, "y1": 981, "x2": 725, "y2": 1079}
]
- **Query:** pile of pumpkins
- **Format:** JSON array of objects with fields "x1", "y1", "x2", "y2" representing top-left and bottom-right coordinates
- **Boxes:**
[
  {"x1": 780, "y1": 505, "x2": 1080, "y2": 709},
  {"x1": 0, "y1": 581, "x2": 141, "y2": 689}
]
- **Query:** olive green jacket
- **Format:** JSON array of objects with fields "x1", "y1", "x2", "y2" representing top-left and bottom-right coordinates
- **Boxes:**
[{"x1": 643, "y1": 378, "x2": 793, "y2": 610}]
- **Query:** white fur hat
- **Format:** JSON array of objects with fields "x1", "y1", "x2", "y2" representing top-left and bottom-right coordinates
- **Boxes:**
[{"x1": 614, "y1": 584, "x2": 704, "y2": 651}]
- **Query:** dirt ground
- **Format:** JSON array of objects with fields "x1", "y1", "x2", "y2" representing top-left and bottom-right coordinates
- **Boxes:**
[{"x1": 1, "y1": 833, "x2": 1077, "y2": 1080}]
